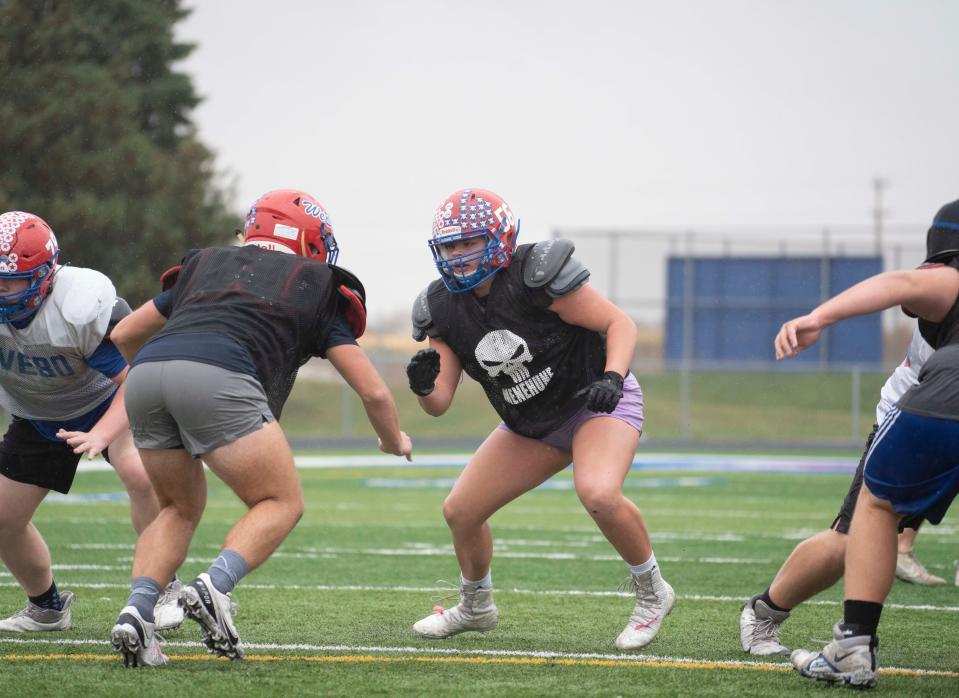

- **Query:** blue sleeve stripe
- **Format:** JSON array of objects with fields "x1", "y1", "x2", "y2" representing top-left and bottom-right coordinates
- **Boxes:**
[{"x1": 87, "y1": 340, "x2": 128, "y2": 378}]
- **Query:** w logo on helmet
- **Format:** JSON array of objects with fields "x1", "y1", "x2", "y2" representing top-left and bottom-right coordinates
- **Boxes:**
[{"x1": 302, "y1": 201, "x2": 325, "y2": 219}]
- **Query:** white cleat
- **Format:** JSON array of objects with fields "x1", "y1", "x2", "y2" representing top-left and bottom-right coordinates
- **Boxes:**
[
  {"x1": 0, "y1": 591, "x2": 74, "y2": 632},
  {"x1": 791, "y1": 624, "x2": 878, "y2": 689},
  {"x1": 180, "y1": 573, "x2": 244, "y2": 659},
  {"x1": 154, "y1": 579, "x2": 185, "y2": 631},
  {"x1": 615, "y1": 567, "x2": 676, "y2": 650},
  {"x1": 413, "y1": 584, "x2": 499, "y2": 639},
  {"x1": 111, "y1": 605, "x2": 169, "y2": 668},
  {"x1": 895, "y1": 551, "x2": 946, "y2": 585},
  {"x1": 740, "y1": 598, "x2": 790, "y2": 656}
]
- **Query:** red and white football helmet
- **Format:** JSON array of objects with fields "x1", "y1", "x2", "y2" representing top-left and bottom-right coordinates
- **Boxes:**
[
  {"x1": 0, "y1": 211, "x2": 60, "y2": 323},
  {"x1": 241, "y1": 189, "x2": 339, "y2": 263},
  {"x1": 429, "y1": 188, "x2": 520, "y2": 292}
]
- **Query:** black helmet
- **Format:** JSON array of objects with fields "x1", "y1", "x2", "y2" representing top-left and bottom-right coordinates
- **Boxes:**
[{"x1": 924, "y1": 198, "x2": 959, "y2": 264}]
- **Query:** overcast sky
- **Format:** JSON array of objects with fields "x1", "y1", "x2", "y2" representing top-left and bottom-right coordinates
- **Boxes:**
[{"x1": 176, "y1": 0, "x2": 959, "y2": 323}]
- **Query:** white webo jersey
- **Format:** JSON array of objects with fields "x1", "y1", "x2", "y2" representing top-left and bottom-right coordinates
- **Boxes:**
[
  {"x1": 876, "y1": 327, "x2": 934, "y2": 424},
  {"x1": 0, "y1": 266, "x2": 118, "y2": 420}
]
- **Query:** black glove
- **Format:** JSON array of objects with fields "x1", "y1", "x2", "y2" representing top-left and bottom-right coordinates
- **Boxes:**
[
  {"x1": 406, "y1": 348, "x2": 441, "y2": 396},
  {"x1": 575, "y1": 371, "x2": 625, "y2": 413}
]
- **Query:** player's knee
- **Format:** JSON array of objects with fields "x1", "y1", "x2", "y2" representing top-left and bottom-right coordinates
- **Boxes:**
[
  {"x1": 575, "y1": 483, "x2": 621, "y2": 518},
  {"x1": 442, "y1": 496, "x2": 478, "y2": 529},
  {"x1": 806, "y1": 529, "x2": 846, "y2": 570},
  {"x1": 121, "y1": 469, "x2": 155, "y2": 500},
  {"x1": 167, "y1": 497, "x2": 204, "y2": 527},
  {"x1": 0, "y1": 512, "x2": 27, "y2": 534}
]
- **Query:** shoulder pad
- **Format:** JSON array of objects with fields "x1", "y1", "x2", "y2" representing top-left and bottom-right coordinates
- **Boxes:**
[
  {"x1": 160, "y1": 249, "x2": 201, "y2": 291},
  {"x1": 55, "y1": 268, "x2": 117, "y2": 354},
  {"x1": 108, "y1": 297, "x2": 132, "y2": 333},
  {"x1": 524, "y1": 239, "x2": 575, "y2": 287},
  {"x1": 523, "y1": 239, "x2": 590, "y2": 297},
  {"x1": 411, "y1": 286, "x2": 433, "y2": 342},
  {"x1": 58, "y1": 268, "x2": 116, "y2": 326},
  {"x1": 330, "y1": 265, "x2": 367, "y2": 339},
  {"x1": 160, "y1": 265, "x2": 182, "y2": 291}
]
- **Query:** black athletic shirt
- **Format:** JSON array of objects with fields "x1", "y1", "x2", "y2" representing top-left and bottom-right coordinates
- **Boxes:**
[
  {"x1": 133, "y1": 246, "x2": 359, "y2": 418},
  {"x1": 897, "y1": 267, "x2": 959, "y2": 420},
  {"x1": 420, "y1": 244, "x2": 606, "y2": 439}
]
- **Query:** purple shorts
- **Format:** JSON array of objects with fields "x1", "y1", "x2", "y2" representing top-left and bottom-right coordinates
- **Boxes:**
[{"x1": 497, "y1": 373, "x2": 644, "y2": 453}]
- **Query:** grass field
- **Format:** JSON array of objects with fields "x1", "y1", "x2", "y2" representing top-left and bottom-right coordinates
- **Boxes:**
[
  {"x1": 280, "y1": 369, "x2": 888, "y2": 444},
  {"x1": 2, "y1": 458, "x2": 957, "y2": 696}
]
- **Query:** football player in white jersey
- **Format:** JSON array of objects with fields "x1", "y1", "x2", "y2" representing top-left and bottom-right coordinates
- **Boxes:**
[
  {"x1": 740, "y1": 328, "x2": 943, "y2": 658},
  {"x1": 0, "y1": 211, "x2": 181, "y2": 633}
]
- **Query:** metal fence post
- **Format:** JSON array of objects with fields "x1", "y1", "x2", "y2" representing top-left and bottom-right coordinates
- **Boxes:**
[
  {"x1": 609, "y1": 231, "x2": 619, "y2": 304},
  {"x1": 680, "y1": 231, "x2": 695, "y2": 440},
  {"x1": 819, "y1": 230, "x2": 831, "y2": 368},
  {"x1": 851, "y1": 365, "x2": 862, "y2": 439},
  {"x1": 341, "y1": 381, "x2": 354, "y2": 436}
]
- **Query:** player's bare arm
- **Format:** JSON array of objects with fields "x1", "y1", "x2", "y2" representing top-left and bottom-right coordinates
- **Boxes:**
[
  {"x1": 326, "y1": 343, "x2": 412, "y2": 461},
  {"x1": 550, "y1": 282, "x2": 638, "y2": 376},
  {"x1": 110, "y1": 301, "x2": 169, "y2": 365},
  {"x1": 775, "y1": 266, "x2": 959, "y2": 360}
]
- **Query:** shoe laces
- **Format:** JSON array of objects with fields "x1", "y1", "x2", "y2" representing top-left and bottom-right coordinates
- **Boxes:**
[
  {"x1": 620, "y1": 573, "x2": 665, "y2": 625},
  {"x1": 747, "y1": 613, "x2": 783, "y2": 645},
  {"x1": 619, "y1": 573, "x2": 659, "y2": 605},
  {"x1": 429, "y1": 580, "x2": 485, "y2": 615},
  {"x1": 9, "y1": 605, "x2": 34, "y2": 619}
]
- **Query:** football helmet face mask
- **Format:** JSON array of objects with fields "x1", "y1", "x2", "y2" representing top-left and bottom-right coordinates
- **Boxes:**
[
  {"x1": 924, "y1": 199, "x2": 959, "y2": 265},
  {"x1": 241, "y1": 189, "x2": 339, "y2": 264},
  {"x1": 0, "y1": 211, "x2": 60, "y2": 324},
  {"x1": 428, "y1": 188, "x2": 520, "y2": 292}
]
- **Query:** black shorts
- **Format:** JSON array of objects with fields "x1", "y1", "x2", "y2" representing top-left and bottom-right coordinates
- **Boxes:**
[
  {"x1": 0, "y1": 416, "x2": 111, "y2": 494},
  {"x1": 831, "y1": 423, "x2": 923, "y2": 534}
]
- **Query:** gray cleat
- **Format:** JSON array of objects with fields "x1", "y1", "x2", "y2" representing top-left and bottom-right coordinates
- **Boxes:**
[{"x1": 0, "y1": 591, "x2": 74, "y2": 632}]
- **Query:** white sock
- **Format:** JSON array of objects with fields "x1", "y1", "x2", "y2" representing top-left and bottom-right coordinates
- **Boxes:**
[
  {"x1": 461, "y1": 571, "x2": 492, "y2": 590},
  {"x1": 628, "y1": 553, "x2": 657, "y2": 576}
]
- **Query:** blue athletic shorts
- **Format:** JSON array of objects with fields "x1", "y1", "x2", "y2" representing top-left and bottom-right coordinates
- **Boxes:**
[{"x1": 863, "y1": 407, "x2": 959, "y2": 525}]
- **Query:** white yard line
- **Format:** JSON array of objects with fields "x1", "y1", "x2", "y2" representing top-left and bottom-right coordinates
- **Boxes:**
[{"x1": 2, "y1": 580, "x2": 956, "y2": 613}]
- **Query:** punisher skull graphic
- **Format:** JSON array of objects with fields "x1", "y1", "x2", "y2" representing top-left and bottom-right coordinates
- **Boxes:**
[{"x1": 475, "y1": 329, "x2": 533, "y2": 383}]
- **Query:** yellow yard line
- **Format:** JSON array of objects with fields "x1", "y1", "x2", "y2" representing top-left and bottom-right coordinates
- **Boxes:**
[{"x1": 0, "y1": 652, "x2": 956, "y2": 679}]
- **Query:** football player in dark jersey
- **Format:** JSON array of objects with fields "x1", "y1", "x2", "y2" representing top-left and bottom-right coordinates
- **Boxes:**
[
  {"x1": 107, "y1": 189, "x2": 413, "y2": 667},
  {"x1": 406, "y1": 188, "x2": 673, "y2": 650},
  {"x1": 777, "y1": 198, "x2": 959, "y2": 689}
]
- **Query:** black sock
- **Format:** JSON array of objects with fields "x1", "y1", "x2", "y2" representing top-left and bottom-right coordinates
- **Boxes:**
[
  {"x1": 757, "y1": 588, "x2": 791, "y2": 613},
  {"x1": 840, "y1": 600, "x2": 883, "y2": 637},
  {"x1": 28, "y1": 581, "x2": 63, "y2": 611}
]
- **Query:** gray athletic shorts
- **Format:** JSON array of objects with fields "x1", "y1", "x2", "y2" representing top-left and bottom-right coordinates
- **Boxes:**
[{"x1": 124, "y1": 360, "x2": 275, "y2": 457}]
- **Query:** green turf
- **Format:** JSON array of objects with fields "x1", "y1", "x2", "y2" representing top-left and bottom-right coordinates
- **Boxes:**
[
  {"x1": 1, "y1": 464, "x2": 956, "y2": 695},
  {"x1": 279, "y1": 370, "x2": 887, "y2": 443}
]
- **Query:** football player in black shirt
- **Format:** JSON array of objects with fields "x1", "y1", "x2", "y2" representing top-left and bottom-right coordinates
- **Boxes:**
[
  {"x1": 778, "y1": 198, "x2": 959, "y2": 689},
  {"x1": 107, "y1": 189, "x2": 412, "y2": 667},
  {"x1": 406, "y1": 188, "x2": 673, "y2": 650}
]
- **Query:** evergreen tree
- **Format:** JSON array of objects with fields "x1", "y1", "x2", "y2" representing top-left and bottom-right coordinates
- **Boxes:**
[{"x1": 0, "y1": 0, "x2": 237, "y2": 304}]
